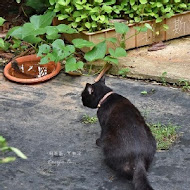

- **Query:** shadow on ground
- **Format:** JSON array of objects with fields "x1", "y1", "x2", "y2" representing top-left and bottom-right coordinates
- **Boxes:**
[{"x1": 0, "y1": 72, "x2": 190, "y2": 190}]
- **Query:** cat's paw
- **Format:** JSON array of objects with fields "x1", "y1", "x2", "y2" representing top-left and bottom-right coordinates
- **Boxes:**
[{"x1": 96, "y1": 138, "x2": 103, "y2": 147}]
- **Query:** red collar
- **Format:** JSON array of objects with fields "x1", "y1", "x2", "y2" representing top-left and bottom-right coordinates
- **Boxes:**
[{"x1": 97, "y1": 91, "x2": 114, "y2": 108}]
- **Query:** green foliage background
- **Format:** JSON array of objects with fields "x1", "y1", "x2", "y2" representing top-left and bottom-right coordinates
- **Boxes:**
[{"x1": 49, "y1": 0, "x2": 190, "y2": 32}]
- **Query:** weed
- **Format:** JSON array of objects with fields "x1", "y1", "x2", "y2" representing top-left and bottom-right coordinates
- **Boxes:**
[
  {"x1": 160, "y1": 72, "x2": 167, "y2": 86},
  {"x1": 0, "y1": 135, "x2": 27, "y2": 163},
  {"x1": 141, "y1": 91, "x2": 148, "y2": 95},
  {"x1": 82, "y1": 114, "x2": 98, "y2": 125},
  {"x1": 118, "y1": 68, "x2": 130, "y2": 77},
  {"x1": 148, "y1": 122, "x2": 180, "y2": 150},
  {"x1": 141, "y1": 89, "x2": 155, "y2": 96},
  {"x1": 178, "y1": 79, "x2": 190, "y2": 92}
]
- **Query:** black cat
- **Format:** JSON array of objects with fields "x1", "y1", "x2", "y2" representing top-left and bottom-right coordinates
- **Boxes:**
[{"x1": 81, "y1": 77, "x2": 156, "y2": 190}]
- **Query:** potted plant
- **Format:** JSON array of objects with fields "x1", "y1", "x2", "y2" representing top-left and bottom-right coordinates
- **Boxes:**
[
  {"x1": 1, "y1": 12, "x2": 88, "y2": 83},
  {"x1": 50, "y1": 0, "x2": 190, "y2": 51}
]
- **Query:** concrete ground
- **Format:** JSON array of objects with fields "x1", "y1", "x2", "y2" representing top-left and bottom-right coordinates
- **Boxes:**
[
  {"x1": 0, "y1": 70, "x2": 190, "y2": 190},
  {"x1": 102, "y1": 36, "x2": 190, "y2": 84}
]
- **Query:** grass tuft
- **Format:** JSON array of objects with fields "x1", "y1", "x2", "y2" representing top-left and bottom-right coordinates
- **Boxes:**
[
  {"x1": 148, "y1": 122, "x2": 180, "y2": 150},
  {"x1": 82, "y1": 114, "x2": 98, "y2": 124}
]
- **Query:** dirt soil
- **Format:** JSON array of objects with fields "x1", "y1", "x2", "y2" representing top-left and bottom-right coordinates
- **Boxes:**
[{"x1": 0, "y1": 71, "x2": 190, "y2": 190}]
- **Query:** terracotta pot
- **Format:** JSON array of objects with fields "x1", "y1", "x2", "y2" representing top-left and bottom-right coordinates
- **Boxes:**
[{"x1": 4, "y1": 54, "x2": 61, "y2": 84}]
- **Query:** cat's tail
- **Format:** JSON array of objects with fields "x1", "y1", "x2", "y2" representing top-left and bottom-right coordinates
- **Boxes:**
[{"x1": 132, "y1": 160, "x2": 154, "y2": 190}]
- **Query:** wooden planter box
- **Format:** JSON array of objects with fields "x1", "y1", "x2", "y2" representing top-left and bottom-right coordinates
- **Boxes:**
[{"x1": 53, "y1": 11, "x2": 190, "y2": 52}]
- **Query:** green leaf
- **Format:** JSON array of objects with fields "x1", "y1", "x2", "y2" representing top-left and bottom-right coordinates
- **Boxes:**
[
  {"x1": 139, "y1": 0, "x2": 147, "y2": 4},
  {"x1": 114, "y1": 22, "x2": 129, "y2": 34},
  {"x1": 23, "y1": 35, "x2": 42, "y2": 44},
  {"x1": 156, "y1": 17, "x2": 163, "y2": 23},
  {"x1": 72, "y1": 39, "x2": 94, "y2": 48},
  {"x1": 0, "y1": 157, "x2": 16, "y2": 164},
  {"x1": 39, "y1": 56, "x2": 51, "y2": 65},
  {"x1": 85, "y1": 22, "x2": 91, "y2": 29},
  {"x1": 49, "y1": 0, "x2": 55, "y2": 5},
  {"x1": 10, "y1": 147, "x2": 27, "y2": 159},
  {"x1": 0, "y1": 38, "x2": 5, "y2": 50},
  {"x1": 84, "y1": 41, "x2": 106, "y2": 62},
  {"x1": 0, "y1": 136, "x2": 7, "y2": 147},
  {"x1": 52, "y1": 39, "x2": 65, "y2": 50},
  {"x1": 37, "y1": 44, "x2": 51, "y2": 57},
  {"x1": 30, "y1": 11, "x2": 55, "y2": 30},
  {"x1": 76, "y1": 61, "x2": 84, "y2": 70},
  {"x1": 130, "y1": 0, "x2": 135, "y2": 6},
  {"x1": 65, "y1": 57, "x2": 77, "y2": 72},
  {"x1": 115, "y1": 47, "x2": 127, "y2": 57},
  {"x1": 0, "y1": 17, "x2": 5, "y2": 26},
  {"x1": 9, "y1": 27, "x2": 22, "y2": 39},
  {"x1": 106, "y1": 37, "x2": 117, "y2": 43},
  {"x1": 12, "y1": 39, "x2": 21, "y2": 49},
  {"x1": 108, "y1": 47, "x2": 126, "y2": 58},
  {"x1": 102, "y1": 5, "x2": 112, "y2": 13},
  {"x1": 57, "y1": 24, "x2": 77, "y2": 34},
  {"x1": 144, "y1": 23, "x2": 153, "y2": 31},
  {"x1": 104, "y1": 56, "x2": 118, "y2": 64}
]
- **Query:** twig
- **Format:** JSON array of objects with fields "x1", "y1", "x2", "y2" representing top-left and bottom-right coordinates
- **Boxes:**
[{"x1": 94, "y1": 63, "x2": 112, "y2": 82}]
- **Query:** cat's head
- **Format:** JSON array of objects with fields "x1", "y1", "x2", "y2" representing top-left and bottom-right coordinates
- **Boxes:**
[{"x1": 81, "y1": 77, "x2": 112, "y2": 109}]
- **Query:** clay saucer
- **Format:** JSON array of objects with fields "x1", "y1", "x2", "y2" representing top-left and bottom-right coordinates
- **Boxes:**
[{"x1": 4, "y1": 54, "x2": 61, "y2": 84}]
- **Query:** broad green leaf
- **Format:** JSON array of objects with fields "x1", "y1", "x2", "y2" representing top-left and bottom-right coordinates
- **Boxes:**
[
  {"x1": 10, "y1": 147, "x2": 27, "y2": 159},
  {"x1": 21, "y1": 23, "x2": 36, "y2": 38},
  {"x1": 39, "y1": 56, "x2": 50, "y2": 65},
  {"x1": 52, "y1": 39, "x2": 65, "y2": 50},
  {"x1": 114, "y1": 22, "x2": 129, "y2": 34},
  {"x1": 57, "y1": 24, "x2": 77, "y2": 34},
  {"x1": 76, "y1": 61, "x2": 84, "y2": 70},
  {"x1": 37, "y1": 44, "x2": 51, "y2": 57},
  {"x1": 115, "y1": 47, "x2": 127, "y2": 57},
  {"x1": 23, "y1": 35, "x2": 42, "y2": 44},
  {"x1": 104, "y1": 56, "x2": 118, "y2": 64},
  {"x1": 84, "y1": 41, "x2": 106, "y2": 62},
  {"x1": 30, "y1": 11, "x2": 55, "y2": 29},
  {"x1": 46, "y1": 33, "x2": 61, "y2": 40},
  {"x1": 72, "y1": 39, "x2": 94, "y2": 48},
  {"x1": 106, "y1": 37, "x2": 117, "y2": 43},
  {"x1": 9, "y1": 27, "x2": 22, "y2": 39},
  {"x1": 65, "y1": 57, "x2": 77, "y2": 72}
]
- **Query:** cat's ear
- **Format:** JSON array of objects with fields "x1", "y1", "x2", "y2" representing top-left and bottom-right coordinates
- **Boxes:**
[
  {"x1": 99, "y1": 75, "x2": 105, "y2": 84},
  {"x1": 86, "y1": 83, "x2": 93, "y2": 95}
]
